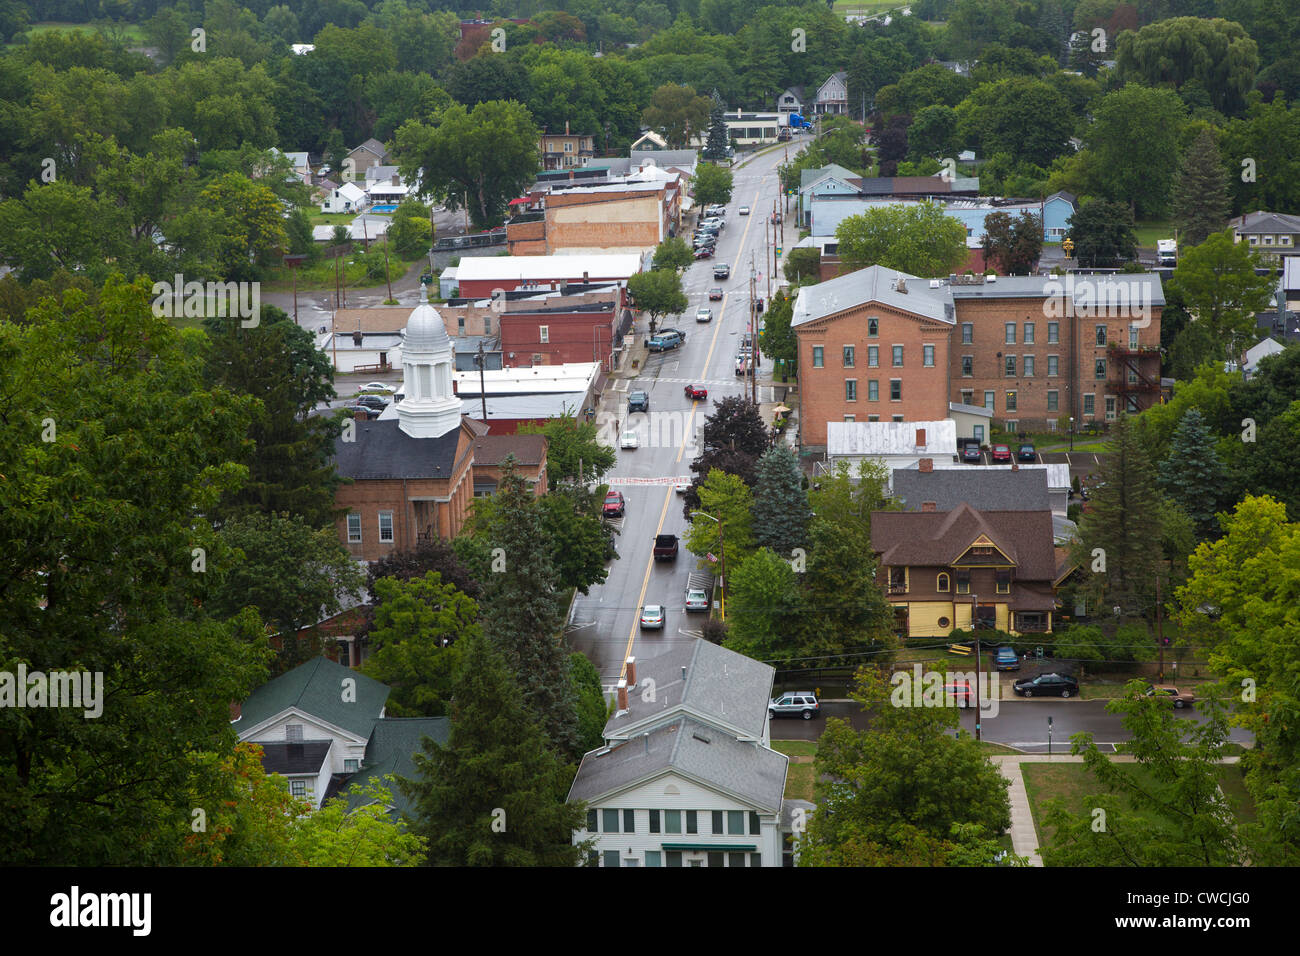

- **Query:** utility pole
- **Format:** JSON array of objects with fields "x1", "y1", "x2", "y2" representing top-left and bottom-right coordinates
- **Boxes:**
[
  {"x1": 334, "y1": 248, "x2": 341, "y2": 309},
  {"x1": 973, "y1": 590, "x2": 982, "y2": 742},
  {"x1": 476, "y1": 340, "x2": 488, "y2": 422},
  {"x1": 1155, "y1": 568, "x2": 1165, "y2": 681}
]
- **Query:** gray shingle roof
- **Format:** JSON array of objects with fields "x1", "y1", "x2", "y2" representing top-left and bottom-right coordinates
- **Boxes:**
[
  {"x1": 606, "y1": 639, "x2": 775, "y2": 741},
  {"x1": 792, "y1": 265, "x2": 956, "y2": 327},
  {"x1": 916, "y1": 272, "x2": 1167, "y2": 306},
  {"x1": 238, "y1": 656, "x2": 390, "y2": 739},
  {"x1": 332, "y1": 418, "x2": 462, "y2": 480},
  {"x1": 569, "y1": 716, "x2": 787, "y2": 812},
  {"x1": 892, "y1": 468, "x2": 1051, "y2": 513},
  {"x1": 1235, "y1": 211, "x2": 1300, "y2": 235}
]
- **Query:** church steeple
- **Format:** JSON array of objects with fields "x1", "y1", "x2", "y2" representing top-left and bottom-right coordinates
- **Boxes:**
[{"x1": 397, "y1": 287, "x2": 461, "y2": 438}]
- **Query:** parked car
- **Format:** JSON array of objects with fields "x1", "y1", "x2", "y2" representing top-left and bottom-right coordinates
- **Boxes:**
[
  {"x1": 355, "y1": 395, "x2": 389, "y2": 411},
  {"x1": 696, "y1": 307, "x2": 714, "y2": 322},
  {"x1": 659, "y1": 327, "x2": 686, "y2": 341},
  {"x1": 1013, "y1": 672, "x2": 1080, "y2": 698},
  {"x1": 674, "y1": 481, "x2": 690, "y2": 495},
  {"x1": 640, "y1": 604, "x2": 665, "y2": 630},
  {"x1": 709, "y1": 287, "x2": 724, "y2": 300},
  {"x1": 628, "y1": 390, "x2": 650, "y2": 413},
  {"x1": 685, "y1": 587, "x2": 709, "y2": 612},
  {"x1": 693, "y1": 246, "x2": 714, "y2": 260},
  {"x1": 1146, "y1": 684, "x2": 1195, "y2": 709},
  {"x1": 991, "y1": 444, "x2": 1012, "y2": 463},
  {"x1": 684, "y1": 384, "x2": 708, "y2": 401},
  {"x1": 713, "y1": 263, "x2": 730, "y2": 279},
  {"x1": 1017, "y1": 443, "x2": 1036, "y2": 462},
  {"x1": 700, "y1": 217, "x2": 724, "y2": 231},
  {"x1": 769, "y1": 691, "x2": 819, "y2": 720},
  {"x1": 739, "y1": 205, "x2": 751, "y2": 215},
  {"x1": 648, "y1": 331, "x2": 683, "y2": 352},
  {"x1": 943, "y1": 680, "x2": 973, "y2": 706},
  {"x1": 346, "y1": 402, "x2": 383, "y2": 420},
  {"x1": 361, "y1": 382, "x2": 396, "y2": 394},
  {"x1": 603, "y1": 490, "x2": 625, "y2": 518},
  {"x1": 994, "y1": 646, "x2": 1021, "y2": 671},
  {"x1": 962, "y1": 444, "x2": 983, "y2": 464},
  {"x1": 692, "y1": 234, "x2": 716, "y2": 249},
  {"x1": 620, "y1": 430, "x2": 639, "y2": 450},
  {"x1": 735, "y1": 355, "x2": 750, "y2": 376}
]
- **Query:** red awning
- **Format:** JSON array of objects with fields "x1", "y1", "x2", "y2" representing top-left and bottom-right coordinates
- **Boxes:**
[{"x1": 508, "y1": 197, "x2": 529, "y2": 206}]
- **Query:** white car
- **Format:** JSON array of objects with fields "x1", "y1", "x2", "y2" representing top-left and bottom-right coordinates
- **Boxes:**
[
  {"x1": 361, "y1": 382, "x2": 396, "y2": 394},
  {"x1": 674, "y1": 482, "x2": 690, "y2": 495},
  {"x1": 620, "y1": 431, "x2": 639, "y2": 450},
  {"x1": 739, "y1": 205, "x2": 750, "y2": 215}
]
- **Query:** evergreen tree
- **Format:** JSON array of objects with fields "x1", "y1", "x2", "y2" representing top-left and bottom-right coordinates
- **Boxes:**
[
  {"x1": 473, "y1": 457, "x2": 581, "y2": 757},
  {"x1": 1071, "y1": 415, "x2": 1167, "y2": 616},
  {"x1": 1157, "y1": 408, "x2": 1226, "y2": 540},
  {"x1": 751, "y1": 444, "x2": 811, "y2": 557},
  {"x1": 702, "y1": 89, "x2": 730, "y2": 163},
  {"x1": 569, "y1": 652, "x2": 608, "y2": 754},
  {"x1": 1171, "y1": 129, "x2": 1231, "y2": 248},
  {"x1": 399, "y1": 632, "x2": 589, "y2": 866}
]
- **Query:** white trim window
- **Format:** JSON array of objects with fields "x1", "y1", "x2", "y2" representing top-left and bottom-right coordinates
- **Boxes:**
[
  {"x1": 378, "y1": 511, "x2": 394, "y2": 542},
  {"x1": 347, "y1": 513, "x2": 362, "y2": 543}
]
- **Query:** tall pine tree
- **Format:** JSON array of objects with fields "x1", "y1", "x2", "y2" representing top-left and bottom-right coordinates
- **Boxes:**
[
  {"x1": 399, "y1": 632, "x2": 589, "y2": 866},
  {"x1": 1171, "y1": 129, "x2": 1231, "y2": 248},
  {"x1": 702, "y1": 89, "x2": 730, "y2": 163},
  {"x1": 751, "y1": 444, "x2": 811, "y2": 557},
  {"x1": 473, "y1": 457, "x2": 581, "y2": 757},
  {"x1": 1157, "y1": 408, "x2": 1226, "y2": 540}
]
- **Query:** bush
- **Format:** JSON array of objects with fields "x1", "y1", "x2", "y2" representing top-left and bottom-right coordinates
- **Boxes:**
[
  {"x1": 702, "y1": 616, "x2": 728, "y2": 645},
  {"x1": 1067, "y1": 503, "x2": 1082, "y2": 523}
]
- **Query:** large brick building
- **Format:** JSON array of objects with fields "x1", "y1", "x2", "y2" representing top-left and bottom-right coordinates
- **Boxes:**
[{"x1": 793, "y1": 267, "x2": 1165, "y2": 455}]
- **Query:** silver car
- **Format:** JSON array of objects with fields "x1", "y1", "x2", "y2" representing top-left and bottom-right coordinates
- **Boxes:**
[
  {"x1": 769, "y1": 692, "x2": 820, "y2": 720},
  {"x1": 685, "y1": 587, "x2": 709, "y2": 612}
]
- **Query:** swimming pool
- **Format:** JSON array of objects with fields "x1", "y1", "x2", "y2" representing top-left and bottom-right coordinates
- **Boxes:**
[{"x1": 370, "y1": 204, "x2": 398, "y2": 213}]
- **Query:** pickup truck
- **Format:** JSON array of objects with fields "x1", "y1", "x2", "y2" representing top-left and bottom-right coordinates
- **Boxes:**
[{"x1": 653, "y1": 534, "x2": 679, "y2": 562}]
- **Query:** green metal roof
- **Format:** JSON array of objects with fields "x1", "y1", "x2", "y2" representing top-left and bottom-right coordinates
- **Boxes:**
[{"x1": 237, "y1": 656, "x2": 390, "y2": 740}]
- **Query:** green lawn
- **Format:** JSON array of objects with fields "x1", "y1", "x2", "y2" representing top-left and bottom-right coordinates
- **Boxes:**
[
  {"x1": 771, "y1": 740, "x2": 817, "y2": 758},
  {"x1": 784, "y1": 760, "x2": 816, "y2": 801},
  {"x1": 307, "y1": 212, "x2": 359, "y2": 226},
  {"x1": 1133, "y1": 220, "x2": 1174, "y2": 250},
  {"x1": 18, "y1": 21, "x2": 147, "y2": 45},
  {"x1": 831, "y1": 0, "x2": 906, "y2": 12}
]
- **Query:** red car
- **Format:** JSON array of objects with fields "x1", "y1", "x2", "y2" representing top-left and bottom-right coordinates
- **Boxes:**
[
  {"x1": 693, "y1": 246, "x2": 714, "y2": 259},
  {"x1": 603, "y1": 490, "x2": 625, "y2": 518},
  {"x1": 684, "y1": 384, "x2": 707, "y2": 401},
  {"x1": 944, "y1": 681, "x2": 973, "y2": 707},
  {"x1": 991, "y1": 444, "x2": 1012, "y2": 463},
  {"x1": 708, "y1": 287, "x2": 724, "y2": 300}
]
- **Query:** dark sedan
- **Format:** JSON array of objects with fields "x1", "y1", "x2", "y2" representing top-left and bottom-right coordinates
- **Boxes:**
[
  {"x1": 1013, "y1": 672, "x2": 1079, "y2": 698},
  {"x1": 1017, "y1": 443, "x2": 1036, "y2": 462}
]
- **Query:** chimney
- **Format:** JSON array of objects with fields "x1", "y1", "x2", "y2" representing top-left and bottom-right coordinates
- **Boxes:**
[
  {"x1": 681, "y1": 665, "x2": 687, "y2": 682},
  {"x1": 915, "y1": 428, "x2": 927, "y2": 448},
  {"x1": 616, "y1": 678, "x2": 628, "y2": 712},
  {"x1": 353, "y1": 409, "x2": 367, "y2": 422},
  {"x1": 625, "y1": 656, "x2": 637, "y2": 688},
  {"x1": 229, "y1": 701, "x2": 242, "y2": 721},
  {"x1": 919, "y1": 457, "x2": 933, "y2": 473},
  {"x1": 922, "y1": 501, "x2": 937, "y2": 512},
  {"x1": 392, "y1": 173, "x2": 399, "y2": 186},
  {"x1": 896, "y1": 276, "x2": 908, "y2": 293},
  {"x1": 352, "y1": 329, "x2": 363, "y2": 346},
  {"x1": 565, "y1": 119, "x2": 570, "y2": 135}
]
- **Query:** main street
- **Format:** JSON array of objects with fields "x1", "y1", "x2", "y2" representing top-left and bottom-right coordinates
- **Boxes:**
[{"x1": 566, "y1": 143, "x2": 794, "y2": 689}]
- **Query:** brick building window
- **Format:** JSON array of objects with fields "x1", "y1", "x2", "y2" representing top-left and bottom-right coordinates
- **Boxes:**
[
  {"x1": 845, "y1": 379, "x2": 857, "y2": 401},
  {"x1": 1023, "y1": 322, "x2": 1035, "y2": 344},
  {"x1": 868, "y1": 380, "x2": 878, "y2": 401},
  {"x1": 892, "y1": 345, "x2": 904, "y2": 366},
  {"x1": 1047, "y1": 355, "x2": 1059, "y2": 376},
  {"x1": 962, "y1": 323, "x2": 973, "y2": 344},
  {"x1": 984, "y1": 390, "x2": 994, "y2": 410},
  {"x1": 1006, "y1": 390, "x2": 1017, "y2": 411},
  {"x1": 539, "y1": 325, "x2": 549, "y2": 343},
  {"x1": 347, "y1": 513, "x2": 362, "y2": 543},
  {"x1": 890, "y1": 379, "x2": 901, "y2": 400},
  {"x1": 1096, "y1": 325, "x2": 1107, "y2": 347},
  {"x1": 1005, "y1": 322, "x2": 1016, "y2": 344},
  {"x1": 843, "y1": 345, "x2": 855, "y2": 367},
  {"x1": 812, "y1": 346, "x2": 824, "y2": 367},
  {"x1": 962, "y1": 356, "x2": 973, "y2": 377},
  {"x1": 1047, "y1": 390, "x2": 1058, "y2": 412},
  {"x1": 1023, "y1": 356, "x2": 1035, "y2": 377},
  {"x1": 923, "y1": 345, "x2": 935, "y2": 367},
  {"x1": 961, "y1": 389, "x2": 974, "y2": 405},
  {"x1": 1048, "y1": 321, "x2": 1059, "y2": 344},
  {"x1": 1095, "y1": 359, "x2": 1106, "y2": 379},
  {"x1": 1005, "y1": 356, "x2": 1016, "y2": 376},
  {"x1": 868, "y1": 346, "x2": 878, "y2": 367},
  {"x1": 868, "y1": 317, "x2": 879, "y2": 336},
  {"x1": 378, "y1": 512, "x2": 394, "y2": 542},
  {"x1": 1084, "y1": 393, "x2": 1095, "y2": 415}
]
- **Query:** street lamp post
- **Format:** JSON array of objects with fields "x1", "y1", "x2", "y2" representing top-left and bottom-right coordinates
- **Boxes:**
[
  {"x1": 1069, "y1": 416, "x2": 1075, "y2": 452},
  {"x1": 692, "y1": 511, "x2": 726, "y2": 620}
]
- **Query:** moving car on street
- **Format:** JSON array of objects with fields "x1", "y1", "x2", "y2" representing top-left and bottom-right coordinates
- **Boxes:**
[
  {"x1": 696, "y1": 307, "x2": 714, "y2": 322},
  {"x1": 603, "y1": 490, "x2": 625, "y2": 518},
  {"x1": 640, "y1": 605, "x2": 665, "y2": 630},
  {"x1": 713, "y1": 263, "x2": 730, "y2": 279},
  {"x1": 739, "y1": 205, "x2": 750, "y2": 215},
  {"x1": 628, "y1": 390, "x2": 650, "y2": 413},
  {"x1": 769, "y1": 691, "x2": 819, "y2": 720},
  {"x1": 1146, "y1": 684, "x2": 1195, "y2": 709},
  {"x1": 620, "y1": 430, "x2": 639, "y2": 449},
  {"x1": 653, "y1": 534, "x2": 679, "y2": 561},
  {"x1": 684, "y1": 384, "x2": 708, "y2": 401},
  {"x1": 709, "y1": 287, "x2": 724, "y2": 300}
]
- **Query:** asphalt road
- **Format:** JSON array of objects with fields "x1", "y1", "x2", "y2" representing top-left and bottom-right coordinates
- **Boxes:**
[
  {"x1": 565, "y1": 145, "x2": 792, "y2": 688},
  {"x1": 768, "y1": 697, "x2": 1255, "y2": 753}
]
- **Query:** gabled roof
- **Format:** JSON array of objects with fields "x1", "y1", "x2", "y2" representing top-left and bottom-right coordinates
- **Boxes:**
[
  {"x1": 238, "y1": 656, "x2": 390, "y2": 740},
  {"x1": 332, "y1": 418, "x2": 464, "y2": 480},
  {"x1": 1235, "y1": 211, "x2": 1300, "y2": 235},
  {"x1": 473, "y1": 433, "x2": 546, "y2": 466},
  {"x1": 605, "y1": 639, "x2": 774, "y2": 742},
  {"x1": 1044, "y1": 190, "x2": 1077, "y2": 206},
  {"x1": 792, "y1": 265, "x2": 955, "y2": 327},
  {"x1": 892, "y1": 468, "x2": 1051, "y2": 513},
  {"x1": 330, "y1": 182, "x2": 366, "y2": 202},
  {"x1": 344, "y1": 717, "x2": 449, "y2": 816},
  {"x1": 569, "y1": 716, "x2": 787, "y2": 812},
  {"x1": 800, "y1": 163, "x2": 860, "y2": 191},
  {"x1": 350, "y1": 138, "x2": 389, "y2": 160},
  {"x1": 871, "y1": 505, "x2": 1057, "y2": 581}
]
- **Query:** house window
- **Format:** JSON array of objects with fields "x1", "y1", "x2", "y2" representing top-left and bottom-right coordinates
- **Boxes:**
[
  {"x1": 624, "y1": 809, "x2": 635, "y2": 833},
  {"x1": 645, "y1": 851, "x2": 662, "y2": 867},
  {"x1": 539, "y1": 325, "x2": 549, "y2": 344},
  {"x1": 937, "y1": 573, "x2": 950, "y2": 592},
  {"x1": 1023, "y1": 322, "x2": 1035, "y2": 344},
  {"x1": 962, "y1": 322, "x2": 973, "y2": 344},
  {"x1": 1047, "y1": 355, "x2": 1059, "y2": 377},
  {"x1": 923, "y1": 345, "x2": 935, "y2": 367},
  {"x1": 1084, "y1": 393, "x2": 1095, "y2": 415},
  {"x1": 812, "y1": 346, "x2": 824, "y2": 368},
  {"x1": 687, "y1": 810, "x2": 698, "y2": 834},
  {"x1": 1005, "y1": 356, "x2": 1016, "y2": 376},
  {"x1": 649, "y1": 809, "x2": 661, "y2": 833},
  {"x1": 962, "y1": 356, "x2": 974, "y2": 377},
  {"x1": 1005, "y1": 322, "x2": 1016, "y2": 344},
  {"x1": 483, "y1": 315, "x2": 492, "y2": 335},
  {"x1": 890, "y1": 379, "x2": 901, "y2": 401},
  {"x1": 868, "y1": 346, "x2": 878, "y2": 367},
  {"x1": 1106, "y1": 395, "x2": 1117, "y2": 420},
  {"x1": 1129, "y1": 327, "x2": 1139, "y2": 349},
  {"x1": 956, "y1": 569, "x2": 970, "y2": 594},
  {"x1": 712, "y1": 810, "x2": 724, "y2": 834},
  {"x1": 290, "y1": 780, "x2": 306, "y2": 797},
  {"x1": 286, "y1": 724, "x2": 303, "y2": 742},
  {"x1": 750, "y1": 812, "x2": 761, "y2": 835},
  {"x1": 973, "y1": 424, "x2": 985, "y2": 442},
  {"x1": 666, "y1": 851, "x2": 683, "y2": 867},
  {"x1": 844, "y1": 415, "x2": 855, "y2": 422},
  {"x1": 602, "y1": 809, "x2": 620, "y2": 833},
  {"x1": 996, "y1": 569, "x2": 1011, "y2": 594},
  {"x1": 960, "y1": 389, "x2": 974, "y2": 406},
  {"x1": 1006, "y1": 390, "x2": 1017, "y2": 411},
  {"x1": 729, "y1": 852, "x2": 746, "y2": 867},
  {"x1": 892, "y1": 345, "x2": 904, "y2": 367},
  {"x1": 1023, "y1": 356, "x2": 1035, "y2": 377},
  {"x1": 457, "y1": 315, "x2": 465, "y2": 333},
  {"x1": 347, "y1": 513, "x2": 361, "y2": 543},
  {"x1": 378, "y1": 511, "x2": 394, "y2": 542},
  {"x1": 1096, "y1": 325, "x2": 1107, "y2": 347},
  {"x1": 984, "y1": 390, "x2": 995, "y2": 410},
  {"x1": 843, "y1": 345, "x2": 855, "y2": 367},
  {"x1": 889, "y1": 567, "x2": 907, "y2": 593},
  {"x1": 665, "y1": 810, "x2": 682, "y2": 833},
  {"x1": 868, "y1": 317, "x2": 879, "y2": 337},
  {"x1": 1005, "y1": 419, "x2": 1018, "y2": 433},
  {"x1": 845, "y1": 379, "x2": 857, "y2": 401},
  {"x1": 1047, "y1": 389, "x2": 1059, "y2": 412},
  {"x1": 1048, "y1": 321, "x2": 1059, "y2": 344},
  {"x1": 868, "y1": 415, "x2": 879, "y2": 422},
  {"x1": 603, "y1": 850, "x2": 620, "y2": 868},
  {"x1": 868, "y1": 380, "x2": 878, "y2": 401},
  {"x1": 1095, "y1": 359, "x2": 1106, "y2": 379},
  {"x1": 587, "y1": 809, "x2": 598, "y2": 832},
  {"x1": 728, "y1": 810, "x2": 745, "y2": 835},
  {"x1": 751, "y1": 852, "x2": 762, "y2": 867}
]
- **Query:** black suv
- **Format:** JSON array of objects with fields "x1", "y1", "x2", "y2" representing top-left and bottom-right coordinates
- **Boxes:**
[{"x1": 628, "y1": 391, "x2": 649, "y2": 413}]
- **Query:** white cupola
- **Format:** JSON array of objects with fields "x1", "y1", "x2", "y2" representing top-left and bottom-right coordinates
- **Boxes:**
[{"x1": 397, "y1": 287, "x2": 461, "y2": 438}]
